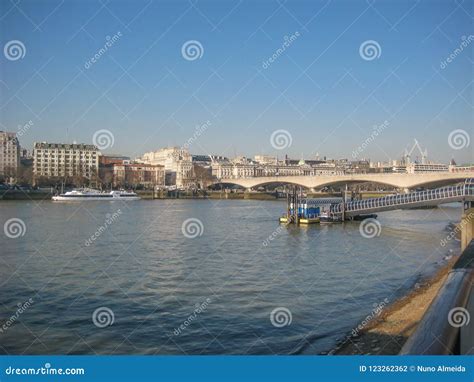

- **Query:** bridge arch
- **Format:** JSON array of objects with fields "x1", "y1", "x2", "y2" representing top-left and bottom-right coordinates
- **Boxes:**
[
  {"x1": 208, "y1": 181, "x2": 247, "y2": 190},
  {"x1": 211, "y1": 180, "x2": 311, "y2": 190},
  {"x1": 213, "y1": 172, "x2": 474, "y2": 191},
  {"x1": 405, "y1": 177, "x2": 469, "y2": 190},
  {"x1": 312, "y1": 179, "x2": 401, "y2": 190}
]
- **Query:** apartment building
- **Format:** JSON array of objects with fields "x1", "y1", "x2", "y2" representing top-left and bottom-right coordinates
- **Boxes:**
[
  {"x1": 33, "y1": 142, "x2": 99, "y2": 180},
  {"x1": 0, "y1": 131, "x2": 20, "y2": 176}
]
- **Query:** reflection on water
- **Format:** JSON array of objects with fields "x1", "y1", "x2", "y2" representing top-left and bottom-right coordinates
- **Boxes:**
[{"x1": 0, "y1": 200, "x2": 461, "y2": 354}]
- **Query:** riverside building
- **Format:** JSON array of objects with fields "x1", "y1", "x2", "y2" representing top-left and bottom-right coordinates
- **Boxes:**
[
  {"x1": 0, "y1": 131, "x2": 20, "y2": 177},
  {"x1": 33, "y1": 142, "x2": 99, "y2": 180},
  {"x1": 105, "y1": 162, "x2": 165, "y2": 189},
  {"x1": 137, "y1": 147, "x2": 194, "y2": 188}
]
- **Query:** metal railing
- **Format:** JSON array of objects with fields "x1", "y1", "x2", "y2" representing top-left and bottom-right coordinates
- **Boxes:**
[
  {"x1": 331, "y1": 182, "x2": 474, "y2": 215},
  {"x1": 400, "y1": 240, "x2": 474, "y2": 354}
]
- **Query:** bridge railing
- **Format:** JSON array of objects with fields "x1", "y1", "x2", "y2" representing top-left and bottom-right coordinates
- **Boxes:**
[{"x1": 330, "y1": 183, "x2": 474, "y2": 214}]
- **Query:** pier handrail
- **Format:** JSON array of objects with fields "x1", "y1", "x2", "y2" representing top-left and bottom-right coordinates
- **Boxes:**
[
  {"x1": 330, "y1": 181, "x2": 474, "y2": 215},
  {"x1": 399, "y1": 240, "x2": 474, "y2": 355}
]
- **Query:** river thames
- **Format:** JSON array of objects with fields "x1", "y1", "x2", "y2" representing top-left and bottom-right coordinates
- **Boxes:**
[{"x1": 0, "y1": 199, "x2": 461, "y2": 354}]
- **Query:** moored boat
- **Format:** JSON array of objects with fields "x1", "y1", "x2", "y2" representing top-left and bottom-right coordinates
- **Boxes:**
[
  {"x1": 52, "y1": 189, "x2": 140, "y2": 201},
  {"x1": 319, "y1": 211, "x2": 340, "y2": 224}
]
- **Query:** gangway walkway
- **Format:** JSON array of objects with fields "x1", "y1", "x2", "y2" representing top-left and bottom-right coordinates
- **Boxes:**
[{"x1": 331, "y1": 180, "x2": 474, "y2": 217}]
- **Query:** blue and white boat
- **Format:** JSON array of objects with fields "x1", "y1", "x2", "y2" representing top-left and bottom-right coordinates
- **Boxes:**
[{"x1": 52, "y1": 189, "x2": 140, "y2": 201}]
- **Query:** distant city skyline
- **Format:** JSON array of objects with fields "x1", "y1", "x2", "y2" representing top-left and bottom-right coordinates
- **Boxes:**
[
  {"x1": 13, "y1": 137, "x2": 471, "y2": 166},
  {"x1": 1, "y1": 0, "x2": 473, "y2": 164}
]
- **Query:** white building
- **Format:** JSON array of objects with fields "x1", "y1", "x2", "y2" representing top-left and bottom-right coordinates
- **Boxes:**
[
  {"x1": 211, "y1": 160, "x2": 343, "y2": 179},
  {"x1": 33, "y1": 142, "x2": 99, "y2": 180},
  {"x1": 449, "y1": 165, "x2": 474, "y2": 173},
  {"x1": 0, "y1": 131, "x2": 20, "y2": 177},
  {"x1": 254, "y1": 155, "x2": 277, "y2": 165},
  {"x1": 137, "y1": 147, "x2": 194, "y2": 188},
  {"x1": 406, "y1": 163, "x2": 449, "y2": 173}
]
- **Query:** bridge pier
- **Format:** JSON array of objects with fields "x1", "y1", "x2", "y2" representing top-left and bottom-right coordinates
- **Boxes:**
[{"x1": 461, "y1": 207, "x2": 474, "y2": 252}]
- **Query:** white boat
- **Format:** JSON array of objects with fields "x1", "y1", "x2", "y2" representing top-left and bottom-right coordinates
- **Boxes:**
[
  {"x1": 52, "y1": 188, "x2": 140, "y2": 201},
  {"x1": 319, "y1": 211, "x2": 336, "y2": 224}
]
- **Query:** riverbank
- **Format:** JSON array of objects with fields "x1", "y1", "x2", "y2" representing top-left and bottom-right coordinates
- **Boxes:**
[
  {"x1": 0, "y1": 190, "x2": 393, "y2": 201},
  {"x1": 0, "y1": 190, "x2": 286, "y2": 201},
  {"x1": 0, "y1": 190, "x2": 345, "y2": 201},
  {"x1": 332, "y1": 256, "x2": 458, "y2": 355}
]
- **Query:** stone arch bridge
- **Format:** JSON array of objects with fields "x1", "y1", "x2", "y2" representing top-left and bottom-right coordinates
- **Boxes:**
[{"x1": 213, "y1": 172, "x2": 474, "y2": 191}]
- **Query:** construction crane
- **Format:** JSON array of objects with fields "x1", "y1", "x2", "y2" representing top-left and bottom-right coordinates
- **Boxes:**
[{"x1": 403, "y1": 139, "x2": 428, "y2": 165}]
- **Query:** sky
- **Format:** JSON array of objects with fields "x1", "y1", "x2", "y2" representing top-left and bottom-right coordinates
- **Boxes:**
[{"x1": 1, "y1": 0, "x2": 473, "y2": 164}]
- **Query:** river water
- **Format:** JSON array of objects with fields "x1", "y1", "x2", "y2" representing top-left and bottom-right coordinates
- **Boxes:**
[{"x1": 0, "y1": 199, "x2": 461, "y2": 354}]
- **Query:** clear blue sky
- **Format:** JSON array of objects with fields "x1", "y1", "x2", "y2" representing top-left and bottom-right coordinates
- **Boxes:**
[{"x1": 1, "y1": 0, "x2": 473, "y2": 164}]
